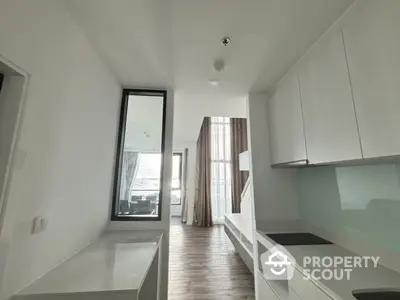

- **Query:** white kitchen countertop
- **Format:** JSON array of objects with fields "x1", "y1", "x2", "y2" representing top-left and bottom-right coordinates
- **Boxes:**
[
  {"x1": 225, "y1": 213, "x2": 253, "y2": 243},
  {"x1": 256, "y1": 225, "x2": 400, "y2": 300},
  {"x1": 15, "y1": 230, "x2": 162, "y2": 299},
  {"x1": 287, "y1": 244, "x2": 400, "y2": 300}
]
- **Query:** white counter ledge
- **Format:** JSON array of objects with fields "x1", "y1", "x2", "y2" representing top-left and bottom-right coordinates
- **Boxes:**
[
  {"x1": 13, "y1": 230, "x2": 163, "y2": 300},
  {"x1": 225, "y1": 213, "x2": 253, "y2": 243},
  {"x1": 286, "y1": 244, "x2": 400, "y2": 300},
  {"x1": 256, "y1": 227, "x2": 400, "y2": 300}
]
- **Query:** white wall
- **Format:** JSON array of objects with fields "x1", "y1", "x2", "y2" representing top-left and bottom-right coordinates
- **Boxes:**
[
  {"x1": 0, "y1": 1, "x2": 121, "y2": 298},
  {"x1": 246, "y1": 93, "x2": 299, "y2": 226},
  {"x1": 173, "y1": 92, "x2": 247, "y2": 225}
]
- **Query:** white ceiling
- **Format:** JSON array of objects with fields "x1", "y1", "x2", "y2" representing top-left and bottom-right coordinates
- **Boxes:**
[
  {"x1": 66, "y1": 0, "x2": 354, "y2": 94},
  {"x1": 66, "y1": 0, "x2": 354, "y2": 146}
]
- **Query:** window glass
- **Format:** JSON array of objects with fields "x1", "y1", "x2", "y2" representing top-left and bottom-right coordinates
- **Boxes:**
[
  {"x1": 113, "y1": 91, "x2": 165, "y2": 220},
  {"x1": 210, "y1": 117, "x2": 232, "y2": 223},
  {"x1": 171, "y1": 154, "x2": 182, "y2": 205}
]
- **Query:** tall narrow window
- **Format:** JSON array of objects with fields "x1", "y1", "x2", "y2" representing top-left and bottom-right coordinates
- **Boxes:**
[
  {"x1": 112, "y1": 90, "x2": 167, "y2": 221},
  {"x1": 171, "y1": 153, "x2": 183, "y2": 205},
  {"x1": 210, "y1": 117, "x2": 232, "y2": 224}
]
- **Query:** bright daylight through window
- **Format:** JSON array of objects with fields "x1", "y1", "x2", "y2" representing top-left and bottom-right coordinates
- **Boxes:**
[
  {"x1": 130, "y1": 153, "x2": 182, "y2": 206},
  {"x1": 210, "y1": 116, "x2": 232, "y2": 224}
]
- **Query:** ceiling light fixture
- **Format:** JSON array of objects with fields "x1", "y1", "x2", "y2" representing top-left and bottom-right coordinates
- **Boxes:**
[{"x1": 209, "y1": 80, "x2": 219, "y2": 87}]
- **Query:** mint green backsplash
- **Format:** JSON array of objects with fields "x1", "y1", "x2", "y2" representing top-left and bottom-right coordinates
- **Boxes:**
[{"x1": 297, "y1": 163, "x2": 400, "y2": 252}]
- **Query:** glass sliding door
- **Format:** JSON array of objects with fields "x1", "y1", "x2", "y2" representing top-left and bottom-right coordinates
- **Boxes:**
[{"x1": 112, "y1": 89, "x2": 167, "y2": 221}]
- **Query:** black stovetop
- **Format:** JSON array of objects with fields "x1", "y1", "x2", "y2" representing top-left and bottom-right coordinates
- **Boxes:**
[{"x1": 265, "y1": 232, "x2": 333, "y2": 246}]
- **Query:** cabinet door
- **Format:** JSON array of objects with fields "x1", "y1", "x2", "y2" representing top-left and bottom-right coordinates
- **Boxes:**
[
  {"x1": 289, "y1": 289, "x2": 303, "y2": 300},
  {"x1": 341, "y1": 0, "x2": 400, "y2": 158},
  {"x1": 298, "y1": 28, "x2": 362, "y2": 164},
  {"x1": 268, "y1": 71, "x2": 307, "y2": 165},
  {"x1": 256, "y1": 271, "x2": 279, "y2": 300},
  {"x1": 290, "y1": 268, "x2": 333, "y2": 300}
]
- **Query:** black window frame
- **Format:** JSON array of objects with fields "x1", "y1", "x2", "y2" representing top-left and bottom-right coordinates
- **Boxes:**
[
  {"x1": 111, "y1": 89, "x2": 167, "y2": 221},
  {"x1": 0, "y1": 73, "x2": 4, "y2": 93}
]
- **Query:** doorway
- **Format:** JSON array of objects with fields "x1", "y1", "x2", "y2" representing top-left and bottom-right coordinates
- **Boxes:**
[
  {"x1": 0, "y1": 59, "x2": 28, "y2": 224},
  {"x1": 0, "y1": 55, "x2": 29, "y2": 291}
]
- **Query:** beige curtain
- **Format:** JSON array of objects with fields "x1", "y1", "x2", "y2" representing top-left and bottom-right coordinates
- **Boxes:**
[
  {"x1": 230, "y1": 118, "x2": 249, "y2": 213},
  {"x1": 193, "y1": 117, "x2": 212, "y2": 227},
  {"x1": 120, "y1": 151, "x2": 139, "y2": 201}
]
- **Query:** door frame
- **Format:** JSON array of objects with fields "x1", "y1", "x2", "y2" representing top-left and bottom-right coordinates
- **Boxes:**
[
  {"x1": 0, "y1": 54, "x2": 30, "y2": 231},
  {"x1": 0, "y1": 53, "x2": 30, "y2": 288}
]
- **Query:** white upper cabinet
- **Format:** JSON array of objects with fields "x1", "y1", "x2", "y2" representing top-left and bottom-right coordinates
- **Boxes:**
[
  {"x1": 298, "y1": 27, "x2": 362, "y2": 164},
  {"x1": 341, "y1": 0, "x2": 400, "y2": 158},
  {"x1": 268, "y1": 70, "x2": 307, "y2": 165}
]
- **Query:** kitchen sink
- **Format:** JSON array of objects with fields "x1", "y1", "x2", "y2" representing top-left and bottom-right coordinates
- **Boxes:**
[{"x1": 352, "y1": 290, "x2": 400, "y2": 300}]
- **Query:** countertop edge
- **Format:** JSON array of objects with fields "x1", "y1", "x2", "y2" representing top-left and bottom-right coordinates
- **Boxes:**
[{"x1": 14, "y1": 230, "x2": 163, "y2": 299}]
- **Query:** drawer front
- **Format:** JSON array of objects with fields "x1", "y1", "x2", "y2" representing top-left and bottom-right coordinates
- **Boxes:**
[
  {"x1": 257, "y1": 271, "x2": 279, "y2": 300},
  {"x1": 224, "y1": 226, "x2": 253, "y2": 273},
  {"x1": 224, "y1": 225, "x2": 235, "y2": 241},
  {"x1": 289, "y1": 268, "x2": 332, "y2": 300},
  {"x1": 289, "y1": 288, "x2": 303, "y2": 300}
]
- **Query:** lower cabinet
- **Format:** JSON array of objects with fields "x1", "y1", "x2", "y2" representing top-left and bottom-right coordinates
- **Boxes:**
[
  {"x1": 289, "y1": 288, "x2": 303, "y2": 300},
  {"x1": 256, "y1": 271, "x2": 279, "y2": 300},
  {"x1": 138, "y1": 248, "x2": 159, "y2": 300},
  {"x1": 256, "y1": 265, "x2": 334, "y2": 300},
  {"x1": 289, "y1": 268, "x2": 332, "y2": 300},
  {"x1": 224, "y1": 224, "x2": 254, "y2": 273}
]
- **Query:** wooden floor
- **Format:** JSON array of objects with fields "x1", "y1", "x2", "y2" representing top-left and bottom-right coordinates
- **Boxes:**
[{"x1": 168, "y1": 218, "x2": 255, "y2": 300}]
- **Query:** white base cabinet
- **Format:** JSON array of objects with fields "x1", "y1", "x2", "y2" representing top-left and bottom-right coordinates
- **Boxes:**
[
  {"x1": 289, "y1": 289, "x2": 303, "y2": 300},
  {"x1": 224, "y1": 215, "x2": 254, "y2": 273},
  {"x1": 289, "y1": 268, "x2": 332, "y2": 300},
  {"x1": 256, "y1": 271, "x2": 279, "y2": 300}
]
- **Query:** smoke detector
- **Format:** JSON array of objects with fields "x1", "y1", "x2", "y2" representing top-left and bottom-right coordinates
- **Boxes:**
[{"x1": 213, "y1": 59, "x2": 225, "y2": 72}]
